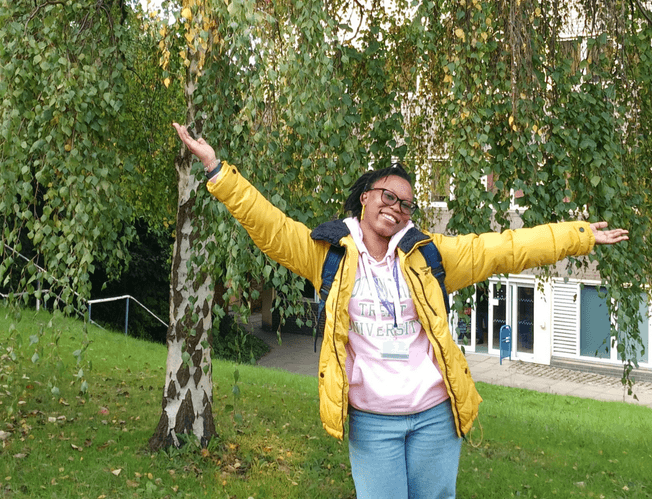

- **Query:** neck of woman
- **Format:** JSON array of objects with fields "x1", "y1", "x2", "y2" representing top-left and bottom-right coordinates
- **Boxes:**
[{"x1": 361, "y1": 226, "x2": 390, "y2": 261}]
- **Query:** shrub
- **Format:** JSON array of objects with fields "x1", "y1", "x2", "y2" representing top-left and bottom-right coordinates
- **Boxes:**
[{"x1": 211, "y1": 315, "x2": 269, "y2": 364}]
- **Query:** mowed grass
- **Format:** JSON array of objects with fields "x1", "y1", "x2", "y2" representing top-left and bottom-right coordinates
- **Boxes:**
[{"x1": 1, "y1": 305, "x2": 651, "y2": 498}]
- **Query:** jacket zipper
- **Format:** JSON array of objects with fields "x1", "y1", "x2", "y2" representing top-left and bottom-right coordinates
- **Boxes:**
[
  {"x1": 331, "y1": 252, "x2": 347, "y2": 437},
  {"x1": 409, "y1": 266, "x2": 464, "y2": 436}
]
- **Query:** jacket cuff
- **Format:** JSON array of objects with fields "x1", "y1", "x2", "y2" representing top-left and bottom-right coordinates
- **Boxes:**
[{"x1": 206, "y1": 160, "x2": 237, "y2": 197}]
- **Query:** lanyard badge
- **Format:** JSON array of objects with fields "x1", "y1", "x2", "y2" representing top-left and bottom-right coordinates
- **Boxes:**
[{"x1": 374, "y1": 260, "x2": 409, "y2": 361}]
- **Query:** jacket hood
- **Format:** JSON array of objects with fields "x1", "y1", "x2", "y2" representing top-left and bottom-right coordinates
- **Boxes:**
[{"x1": 311, "y1": 219, "x2": 350, "y2": 246}]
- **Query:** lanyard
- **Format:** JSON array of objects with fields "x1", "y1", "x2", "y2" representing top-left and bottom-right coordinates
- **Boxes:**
[{"x1": 373, "y1": 259, "x2": 402, "y2": 328}]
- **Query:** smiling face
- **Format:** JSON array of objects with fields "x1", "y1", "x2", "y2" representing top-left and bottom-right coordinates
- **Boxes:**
[{"x1": 359, "y1": 175, "x2": 413, "y2": 241}]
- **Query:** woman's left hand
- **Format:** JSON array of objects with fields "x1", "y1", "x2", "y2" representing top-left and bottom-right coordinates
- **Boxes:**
[{"x1": 590, "y1": 222, "x2": 629, "y2": 245}]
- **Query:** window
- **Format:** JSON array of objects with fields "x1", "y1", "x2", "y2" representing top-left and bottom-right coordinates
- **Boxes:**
[{"x1": 580, "y1": 286, "x2": 611, "y2": 359}]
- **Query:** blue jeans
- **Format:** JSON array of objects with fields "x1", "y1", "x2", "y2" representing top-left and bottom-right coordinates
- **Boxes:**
[{"x1": 348, "y1": 400, "x2": 462, "y2": 499}]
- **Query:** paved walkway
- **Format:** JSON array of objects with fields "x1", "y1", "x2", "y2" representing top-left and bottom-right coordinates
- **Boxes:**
[{"x1": 245, "y1": 314, "x2": 652, "y2": 409}]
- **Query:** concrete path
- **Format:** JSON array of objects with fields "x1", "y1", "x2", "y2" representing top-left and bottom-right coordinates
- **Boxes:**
[{"x1": 244, "y1": 314, "x2": 652, "y2": 409}]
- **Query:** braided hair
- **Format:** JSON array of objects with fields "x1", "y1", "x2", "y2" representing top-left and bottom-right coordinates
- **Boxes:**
[{"x1": 344, "y1": 162, "x2": 413, "y2": 220}]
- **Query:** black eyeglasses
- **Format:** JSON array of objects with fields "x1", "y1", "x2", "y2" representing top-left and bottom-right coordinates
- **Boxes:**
[{"x1": 366, "y1": 188, "x2": 419, "y2": 215}]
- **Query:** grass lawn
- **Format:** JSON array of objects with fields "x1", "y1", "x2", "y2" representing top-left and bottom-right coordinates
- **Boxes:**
[{"x1": 1, "y1": 305, "x2": 651, "y2": 498}]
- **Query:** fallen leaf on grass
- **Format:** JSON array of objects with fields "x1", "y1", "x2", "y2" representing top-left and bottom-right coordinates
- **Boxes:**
[
  {"x1": 127, "y1": 479, "x2": 139, "y2": 487},
  {"x1": 0, "y1": 431, "x2": 11, "y2": 440},
  {"x1": 71, "y1": 443, "x2": 82, "y2": 452},
  {"x1": 111, "y1": 468, "x2": 122, "y2": 476},
  {"x1": 13, "y1": 453, "x2": 27, "y2": 459}
]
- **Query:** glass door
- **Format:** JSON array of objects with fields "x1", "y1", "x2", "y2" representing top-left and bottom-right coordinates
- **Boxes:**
[
  {"x1": 488, "y1": 280, "x2": 536, "y2": 360},
  {"x1": 514, "y1": 285, "x2": 534, "y2": 358},
  {"x1": 474, "y1": 286, "x2": 489, "y2": 354}
]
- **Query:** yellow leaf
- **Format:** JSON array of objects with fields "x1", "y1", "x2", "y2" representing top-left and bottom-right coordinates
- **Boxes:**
[
  {"x1": 532, "y1": 125, "x2": 538, "y2": 133},
  {"x1": 508, "y1": 115, "x2": 514, "y2": 126},
  {"x1": 185, "y1": 32, "x2": 195, "y2": 44},
  {"x1": 454, "y1": 28, "x2": 465, "y2": 40},
  {"x1": 163, "y1": 78, "x2": 171, "y2": 88},
  {"x1": 181, "y1": 7, "x2": 193, "y2": 21},
  {"x1": 111, "y1": 469, "x2": 122, "y2": 476}
]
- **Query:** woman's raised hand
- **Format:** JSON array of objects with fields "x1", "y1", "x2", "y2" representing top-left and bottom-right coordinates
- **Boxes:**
[
  {"x1": 172, "y1": 122, "x2": 217, "y2": 170},
  {"x1": 590, "y1": 222, "x2": 629, "y2": 245}
]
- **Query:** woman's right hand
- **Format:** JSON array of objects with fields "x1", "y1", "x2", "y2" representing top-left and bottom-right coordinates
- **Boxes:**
[{"x1": 172, "y1": 122, "x2": 219, "y2": 172}]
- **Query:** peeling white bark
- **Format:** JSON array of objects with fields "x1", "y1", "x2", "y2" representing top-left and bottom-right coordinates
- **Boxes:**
[{"x1": 150, "y1": 99, "x2": 217, "y2": 449}]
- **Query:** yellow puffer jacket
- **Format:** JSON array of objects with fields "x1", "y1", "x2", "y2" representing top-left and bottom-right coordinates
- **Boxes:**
[{"x1": 208, "y1": 163, "x2": 596, "y2": 440}]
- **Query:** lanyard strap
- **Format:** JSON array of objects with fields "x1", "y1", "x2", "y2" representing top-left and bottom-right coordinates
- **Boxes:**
[{"x1": 373, "y1": 259, "x2": 401, "y2": 328}]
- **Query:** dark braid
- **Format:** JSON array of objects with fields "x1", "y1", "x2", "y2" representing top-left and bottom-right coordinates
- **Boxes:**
[{"x1": 344, "y1": 162, "x2": 413, "y2": 219}]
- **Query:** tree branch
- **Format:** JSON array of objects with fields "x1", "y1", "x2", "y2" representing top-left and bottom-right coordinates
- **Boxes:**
[
  {"x1": 25, "y1": 1, "x2": 65, "y2": 36},
  {"x1": 631, "y1": 0, "x2": 652, "y2": 27}
]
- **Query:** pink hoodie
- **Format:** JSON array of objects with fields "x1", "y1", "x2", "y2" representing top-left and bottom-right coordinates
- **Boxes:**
[{"x1": 343, "y1": 217, "x2": 449, "y2": 414}]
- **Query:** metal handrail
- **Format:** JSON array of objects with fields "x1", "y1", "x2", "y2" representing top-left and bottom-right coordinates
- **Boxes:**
[
  {"x1": 2, "y1": 245, "x2": 169, "y2": 335},
  {"x1": 88, "y1": 295, "x2": 169, "y2": 335}
]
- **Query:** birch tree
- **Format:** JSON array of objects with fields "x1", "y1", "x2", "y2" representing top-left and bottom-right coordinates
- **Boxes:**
[{"x1": 149, "y1": 1, "x2": 220, "y2": 450}]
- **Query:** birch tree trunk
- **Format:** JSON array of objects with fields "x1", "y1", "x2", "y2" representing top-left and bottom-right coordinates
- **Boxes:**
[{"x1": 149, "y1": 86, "x2": 216, "y2": 451}]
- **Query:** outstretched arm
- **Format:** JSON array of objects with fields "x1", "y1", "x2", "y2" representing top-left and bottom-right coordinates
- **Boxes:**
[
  {"x1": 171, "y1": 122, "x2": 327, "y2": 287},
  {"x1": 590, "y1": 222, "x2": 629, "y2": 245}
]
